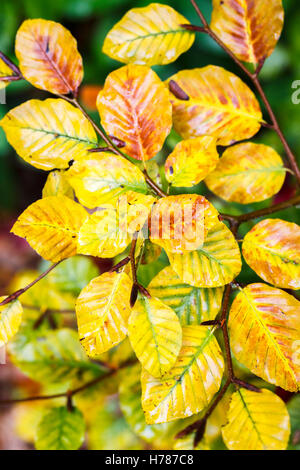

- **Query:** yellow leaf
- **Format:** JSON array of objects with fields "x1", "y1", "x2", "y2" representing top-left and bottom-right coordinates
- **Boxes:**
[
  {"x1": 167, "y1": 221, "x2": 242, "y2": 287},
  {"x1": 167, "y1": 66, "x2": 262, "y2": 146},
  {"x1": 42, "y1": 170, "x2": 74, "y2": 199},
  {"x1": 228, "y1": 283, "x2": 300, "y2": 391},
  {"x1": 77, "y1": 207, "x2": 131, "y2": 259},
  {"x1": 0, "y1": 298, "x2": 23, "y2": 347},
  {"x1": 210, "y1": 0, "x2": 284, "y2": 65},
  {"x1": 128, "y1": 296, "x2": 182, "y2": 378},
  {"x1": 118, "y1": 191, "x2": 156, "y2": 235},
  {"x1": 242, "y1": 218, "x2": 300, "y2": 289},
  {"x1": 142, "y1": 326, "x2": 224, "y2": 424},
  {"x1": 76, "y1": 271, "x2": 132, "y2": 357},
  {"x1": 205, "y1": 143, "x2": 286, "y2": 203},
  {"x1": 11, "y1": 196, "x2": 88, "y2": 262},
  {"x1": 15, "y1": 19, "x2": 83, "y2": 94},
  {"x1": 102, "y1": 3, "x2": 195, "y2": 66},
  {"x1": 150, "y1": 194, "x2": 220, "y2": 254},
  {"x1": 0, "y1": 57, "x2": 14, "y2": 90},
  {"x1": 0, "y1": 99, "x2": 98, "y2": 170},
  {"x1": 165, "y1": 136, "x2": 219, "y2": 187},
  {"x1": 148, "y1": 266, "x2": 224, "y2": 325},
  {"x1": 66, "y1": 152, "x2": 148, "y2": 208},
  {"x1": 222, "y1": 389, "x2": 290, "y2": 450},
  {"x1": 97, "y1": 65, "x2": 172, "y2": 162}
]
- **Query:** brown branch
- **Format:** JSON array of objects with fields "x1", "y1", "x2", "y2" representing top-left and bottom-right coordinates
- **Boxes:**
[
  {"x1": 0, "y1": 51, "x2": 23, "y2": 77},
  {"x1": 187, "y1": 1, "x2": 300, "y2": 185},
  {"x1": 0, "y1": 358, "x2": 137, "y2": 407},
  {"x1": 0, "y1": 262, "x2": 61, "y2": 307},
  {"x1": 221, "y1": 193, "x2": 300, "y2": 224},
  {"x1": 109, "y1": 256, "x2": 130, "y2": 272}
]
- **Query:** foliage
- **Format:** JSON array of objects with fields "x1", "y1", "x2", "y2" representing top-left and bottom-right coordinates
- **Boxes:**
[{"x1": 0, "y1": 0, "x2": 299, "y2": 451}]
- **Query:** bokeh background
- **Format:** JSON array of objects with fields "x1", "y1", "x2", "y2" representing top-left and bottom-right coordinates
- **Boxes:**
[{"x1": 0, "y1": 0, "x2": 299, "y2": 449}]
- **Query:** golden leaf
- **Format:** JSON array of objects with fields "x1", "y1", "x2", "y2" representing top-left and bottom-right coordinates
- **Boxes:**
[
  {"x1": 167, "y1": 66, "x2": 262, "y2": 146},
  {"x1": 148, "y1": 266, "x2": 224, "y2": 325},
  {"x1": 242, "y1": 218, "x2": 300, "y2": 289},
  {"x1": 11, "y1": 196, "x2": 87, "y2": 262},
  {"x1": 118, "y1": 191, "x2": 156, "y2": 235},
  {"x1": 167, "y1": 221, "x2": 242, "y2": 287},
  {"x1": 0, "y1": 57, "x2": 14, "y2": 90},
  {"x1": 205, "y1": 142, "x2": 286, "y2": 203},
  {"x1": 210, "y1": 0, "x2": 284, "y2": 64},
  {"x1": 66, "y1": 152, "x2": 148, "y2": 208},
  {"x1": 149, "y1": 194, "x2": 219, "y2": 254},
  {"x1": 128, "y1": 296, "x2": 182, "y2": 378},
  {"x1": 76, "y1": 271, "x2": 132, "y2": 357},
  {"x1": 97, "y1": 64, "x2": 172, "y2": 162},
  {"x1": 165, "y1": 136, "x2": 219, "y2": 187},
  {"x1": 42, "y1": 170, "x2": 74, "y2": 199},
  {"x1": 228, "y1": 283, "x2": 300, "y2": 391},
  {"x1": 222, "y1": 389, "x2": 290, "y2": 450},
  {"x1": 0, "y1": 298, "x2": 23, "y2": 347},
  {"x1": 0, "y1": 99, "x2": 98, "y2": 170},
  {"x1": 102, "y1": 3, "x2": 195, "y2": 66},
  {"x1": 142, "y1": 326, "x2": 224, "y2": 424},
  {"x1": 77, "y1": 207, "x2": 131, "y2": 259},
  {"x1": 15, "y1": 19, "x2": 83, "y2": 94}
]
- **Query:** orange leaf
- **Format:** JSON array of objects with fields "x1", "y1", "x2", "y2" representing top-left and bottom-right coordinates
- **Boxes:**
[
  {"x1": 242, "y1": 219, "x2": 300, "y2": 290},
  {"x1": 166, "y1": 66, "x2": 262, "y2": 146},
  {"x1": 210, "y1": 0, "x2": 284, "y2": 65},
  {"x1": 15, "y1": 19, "x2": 83, "y2": 95},
  {"x1": 149, "y1": 194, "x2": 219, "y2": 254},
  {"x1": 97, "y1": 64, "x2": 172, "y2": 161}
]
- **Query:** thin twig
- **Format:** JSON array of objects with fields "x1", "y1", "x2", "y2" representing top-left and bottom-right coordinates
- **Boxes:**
[
  {"x1": 0, "y1": 51, "x2": 23, "y2": 77},
  {"x1": 0, "y1": 262, "x2": 61, "y2": 307},
  {"x1": 0, "y1": 358, "x2": 137, "y2": 406},
  {"x1": 221, "y1": 193, "x2": 300, "y2": 224}
]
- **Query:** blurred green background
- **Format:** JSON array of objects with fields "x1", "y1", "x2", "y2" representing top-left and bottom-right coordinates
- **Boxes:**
[{"x1": 0, "y1": 0, "x2": 299, "y2": 233}]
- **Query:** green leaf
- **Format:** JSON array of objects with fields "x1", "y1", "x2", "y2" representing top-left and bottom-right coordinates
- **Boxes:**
[
  {"x1": 35, "y1": 407, "x2": 85, "y2": 450},
  {"x1": 8, "y1": 328, "x2": 104, "y2": 385},
  {"x1": 44, "y1": 256, "x2": 99, "y2": 296}
]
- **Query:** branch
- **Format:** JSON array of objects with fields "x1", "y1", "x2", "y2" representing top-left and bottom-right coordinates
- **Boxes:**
[
  {"x1": 0, "y1": 51, "x2": 23, "y2": 78},
  {"x1": 0, "y1": 261, "x2": 61, "y2": 307},
  {"x1": 0, "y1": 358, "x2": 137, "y2": 407},
  {"x1": 221, "y1": 193, "x2": 300, "y2": 224},
  {"x1": 187, "y1": 1, "x2": 300, "y2": 185}
]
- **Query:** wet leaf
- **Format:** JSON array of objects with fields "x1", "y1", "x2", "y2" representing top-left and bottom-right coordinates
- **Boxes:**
[
  {"x1": 76, "y1": 271, "x2": 132, "y2": 357},
  {"x1": 148, "y1": 266, "x2": 224, "y2": 326},
  {"x1": 77, "y1": 206, "x2": 131, "y2": 259},
  {"x1": 150, "y1": 194, "x2": 220, "y2": 254},
  {"x1": 42, "y1": 170, "x2": 74, "y2": 199},
  {"x1": 142, "y1": 326, "x2": 224, "y2": 423},
  {"x1": 97, "y1": 65, "x2": 172, "y2": 162},
  {"x1": 35, "y1": 407, "x2": 85, "y2": 450},
  {"x1": 102, "y1": 3, "x2": 195, "y2": 66},
  {"x1": 167, "y1": 221, "x2": 242, "y2": 287},
  {"x1": 128, "y1": 296, "x2": 182, "y2": 378},
  {"x1": 228, "y1": 283, "x2": 300, "y2": 391},
  {"x1": 242, "y1": 218, "x2": 300, "y2": 289},
  {"x1": 205, "y1": 142, "x2": 286, "y2": 203},
  {"x1": 210, "y1": 0, "x2": 284, "y2": 64},
  {"x1": 165, "y1": 136, "x2": 219, "y2": 187},
  {"x1": 67, "y1": 152, "x2": 148, "y2": 208},
  {"x1": 0, "y1": 298, "x2": 23, "y2": 347},
  {"x1": 11, "y1": 196, "x2": 87, "y2": 262},
  {"x1": 222, "y1": 389, "x2": 290, "y2": 450},
  {"x1": 166, "y1": 66, "x2": 262, "y2": 146},
  {"x1": 15, "y1": 19, "x2": 83, "y2": 94},
  {"x1": 0, "y1": 99, "x2": 98, "y2": 170}
]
